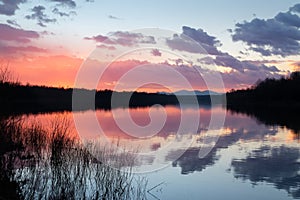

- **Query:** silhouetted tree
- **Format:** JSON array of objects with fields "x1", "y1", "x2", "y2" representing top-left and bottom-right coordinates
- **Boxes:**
[
  {"x1": 290, "y1": 71, "x2": 300, "y2": 80},
  {"x1": 0, "y1": 63, "x2": 19, "y2": 85}
]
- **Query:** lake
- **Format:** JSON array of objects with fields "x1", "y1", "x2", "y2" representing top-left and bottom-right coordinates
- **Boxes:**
[
  {"x1": 7, "y1": 105, "x2": 298, "y2": 200},
  {"x1": 8, "y1": 106, "x2": 300, "y2": 199}
]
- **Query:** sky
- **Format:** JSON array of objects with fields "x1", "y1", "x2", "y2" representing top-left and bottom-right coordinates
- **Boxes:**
[{"x1": 0, "y1": 0, "x2": 300, "y2": 92}]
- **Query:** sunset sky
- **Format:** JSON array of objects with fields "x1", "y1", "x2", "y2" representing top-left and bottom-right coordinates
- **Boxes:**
[{"x1": 0, "y1": 0, "x2": 300, "y2": 92}]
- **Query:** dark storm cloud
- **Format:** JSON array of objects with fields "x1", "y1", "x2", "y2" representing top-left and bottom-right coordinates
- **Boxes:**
[
  {"x1": 166, "y1": 26, "x2": 222, "y2": 55},
  {"x1": 290, "y1": 3, "x2": 300, "y2": 13},
  {"x1": 182, "y1": 26, "x2": 221, "y2": 47},
  {"x1": 0, "y1": 0, "x2": 26, "y2": 16},
  {"x1": 275, "y1": 12, "x2": 300, "y2": 27},
  {"x1": 25, "y1": 5, "x2": 57, "y2": 27},
  {"x1": 232, "y1": 3, "x2": 300, "y2": 57},
  {"x1": 166, "y1": 26, "x2": 281, "y2": 76}
]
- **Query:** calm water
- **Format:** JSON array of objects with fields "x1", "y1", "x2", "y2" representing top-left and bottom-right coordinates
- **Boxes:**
[{"x1": 18, "y1": 105, "x2": 300, "y2": 199}]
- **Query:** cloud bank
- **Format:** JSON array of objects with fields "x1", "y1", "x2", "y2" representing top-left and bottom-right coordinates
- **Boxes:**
[
  {"x1": 0, "y1": 0, "x2": 26, "y2": 16},
  {"x1": 232, "y1": 3, "x2": 300, "y2": 57}
]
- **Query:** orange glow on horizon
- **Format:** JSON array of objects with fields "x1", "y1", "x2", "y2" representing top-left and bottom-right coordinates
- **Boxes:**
[
  {"x1": 7, "y1": 55, "x2": 83, "y2": 88},
  {"x1": 5, "y1": 55, "x2": 234, "y2": 92}
]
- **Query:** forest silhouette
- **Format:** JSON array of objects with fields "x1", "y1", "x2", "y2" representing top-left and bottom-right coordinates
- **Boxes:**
[
  {"x1": 1, "y1": 68, "x2": 300, "y2": 133},
  {"x1": 0, "y1": 83, "x2": 220, "y2": 114},
  {"x1": 227, "y1": 71, "x2": 300, "y2": 134}
]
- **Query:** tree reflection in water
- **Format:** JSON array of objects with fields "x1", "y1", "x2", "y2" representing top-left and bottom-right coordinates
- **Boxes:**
[{"x1": 0, "y1": 116, "x2": 147, "y2": 200}]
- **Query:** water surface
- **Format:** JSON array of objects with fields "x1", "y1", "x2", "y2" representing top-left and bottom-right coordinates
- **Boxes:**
[{"x1": 20, "y1": 105, "x2": 300, "y2": 200}]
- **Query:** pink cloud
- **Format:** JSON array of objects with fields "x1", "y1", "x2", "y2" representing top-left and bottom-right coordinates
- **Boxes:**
[
  {"x1": 0, "y1": 45, "x2": 47, "y2": 55},
  {"x1": 0, "y1": 23, "x2": 39, "y2": 43},
  {"x1": 85, "y1": 34, "x2": 110, "y2": 43},
  {"x1": 78, "y1": 59, "x2": 208, "y2": 92}
]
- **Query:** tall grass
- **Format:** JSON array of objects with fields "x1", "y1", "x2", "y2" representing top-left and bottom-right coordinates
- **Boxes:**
[{"x1": 0, "y1": 116, "x2": 147, "y2": 200}]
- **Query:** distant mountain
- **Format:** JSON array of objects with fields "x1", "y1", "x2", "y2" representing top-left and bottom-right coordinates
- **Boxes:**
[{"x1": 159, "y1": 90, "x2": 222, "y2": 96}]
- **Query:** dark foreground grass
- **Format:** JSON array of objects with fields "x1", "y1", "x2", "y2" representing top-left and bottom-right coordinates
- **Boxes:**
[{"x1": 0, "y1": 116, "x2": 148, "y2": 200}]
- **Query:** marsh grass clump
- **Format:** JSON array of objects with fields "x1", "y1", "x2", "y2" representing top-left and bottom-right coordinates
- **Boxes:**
[{"x1": 0, "y1": 116, "x2": 148, "y2": 200}]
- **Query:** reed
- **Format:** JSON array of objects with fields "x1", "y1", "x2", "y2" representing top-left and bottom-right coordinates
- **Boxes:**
[{"x1": 0, "y1": 116, "x2": 148, "y2": 200}]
